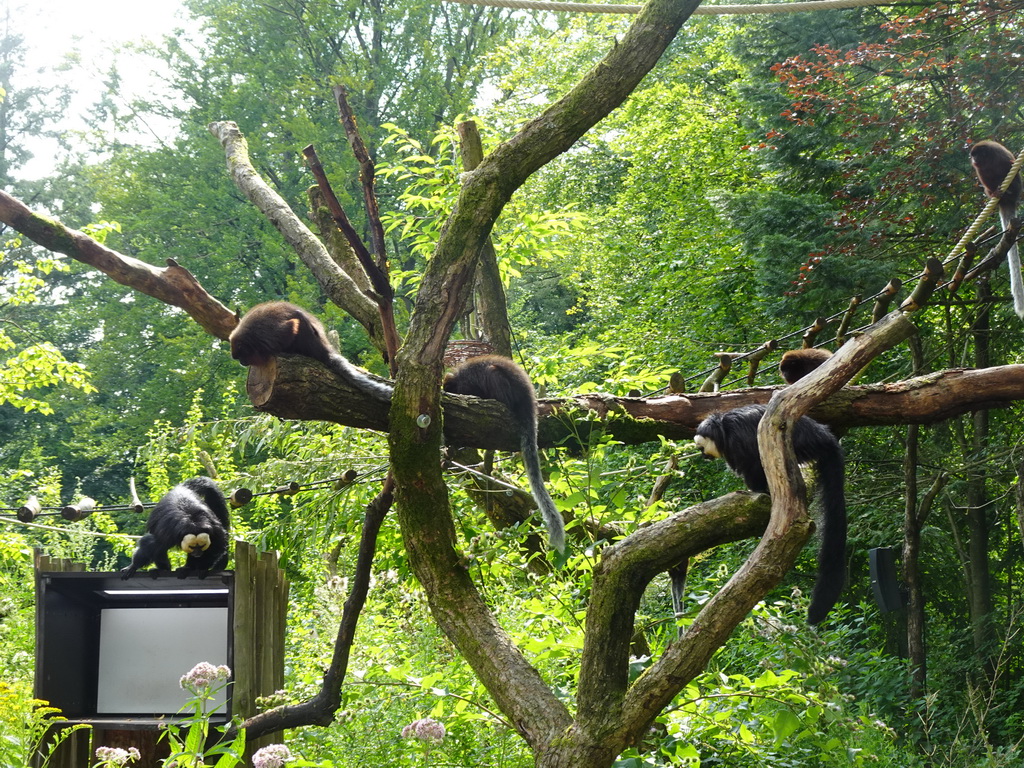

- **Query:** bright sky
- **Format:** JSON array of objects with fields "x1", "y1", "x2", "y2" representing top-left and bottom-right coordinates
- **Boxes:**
[{"x1": 14, "y1": 0, "x2": 191, "y2": 178}]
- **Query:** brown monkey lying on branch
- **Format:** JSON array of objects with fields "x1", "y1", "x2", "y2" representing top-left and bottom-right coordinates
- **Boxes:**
[
  {"x1": 444, "y1": 355, "x2": 566, "y2": 554},
  {"x1": 229, "y1": 301, "x2": 392, "y2": 398}
]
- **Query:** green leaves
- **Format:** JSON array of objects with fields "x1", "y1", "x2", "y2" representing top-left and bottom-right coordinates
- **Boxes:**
[{"x1": 0, "y1": 343, "x2": 95, "y2": 415}]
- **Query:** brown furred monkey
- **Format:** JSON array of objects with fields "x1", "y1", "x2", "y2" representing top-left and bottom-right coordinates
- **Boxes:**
[
  {"x1": 229, "y1": 301, "x2": 392, "y2": 398},
  {"x1": 970, "y1": 140, "x2": 1023, "y2": 318},
  {"x1": 443, "y1": 355, "x2": 566, "y2": 554},
  {"x1": 779, "y1": 348, "x2": 832, "y2": 385}
]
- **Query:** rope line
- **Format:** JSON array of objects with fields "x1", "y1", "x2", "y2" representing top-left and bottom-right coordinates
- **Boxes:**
[
  {"x1": 443, "y1": 0, "x2": 896, "y2": 14},
  {"x1": 0, "y1": 515, "x2": 141, "y2": 539}
]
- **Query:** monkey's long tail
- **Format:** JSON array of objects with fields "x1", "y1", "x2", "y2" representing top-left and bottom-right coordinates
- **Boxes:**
[
  {"x1": 807, "y1": 445, "x2": 847, "y2": 625},
  {"x1": 1000, "y1": 205, "x2": 1024, "y2": 319},
  {"x1": 326, "y1": 352, "x2": 394, "y2": 399},
  {"x1": 519, "y1": 423, "x2": 566, "y2": 553}
]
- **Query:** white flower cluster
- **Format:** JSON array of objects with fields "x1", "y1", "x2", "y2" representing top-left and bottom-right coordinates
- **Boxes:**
[
  {"x1": 179, "y1": 661, "x2": 231, "y2": 692},
  {"x1": 94, "y1": 746, "x2": 141, "y2": 766},
  {"x1": 252, "y1": 743, "x2": 293, "y2": 768},
  {"x1": 401, "y1": 717, "x2": 447, "y2": 744}
]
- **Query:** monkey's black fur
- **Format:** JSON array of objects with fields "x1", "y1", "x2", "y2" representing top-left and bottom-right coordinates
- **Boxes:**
[
  {"x1": 229, "y1": 301, "x2": 392, "y2": 397},
  {"x1": 120, "y1": 477, "x2": 230, "y2": 579},
  {"x1": 779, "y1": 348, "x2": 832, "y2": 385},
  {"x1": 443, "y1": 355, "x2": 566, "y2": 553},
  {"x1": 971, "y1": 140, "x2": 1023, "y2": 318},
  {"x1": 694, "y1": 404, "x2": 846, "y2": 624}
]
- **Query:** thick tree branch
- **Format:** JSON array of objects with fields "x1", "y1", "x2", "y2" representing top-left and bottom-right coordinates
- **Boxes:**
[
  {"x1": 247, "y1": 357, "x2": 1024, "y2": 450},
  {"x1": 573, "y1": 492, "x2": 771, "y2": 749},
  {"x1": 386, "y1": 0, "x2": 706, "y2": 757},
  {"x1": 234, "y1": 477, "x2": 394, "y2": 738},
  {"x1": 208, "y1": 121, "x2": 386, "y2": 352},
  {"x1": 615, "y1": 311, "x2": 917, "y2": 744},
  {"x1": 0, "y1": 190, "x2": 235, "y2": 338}
]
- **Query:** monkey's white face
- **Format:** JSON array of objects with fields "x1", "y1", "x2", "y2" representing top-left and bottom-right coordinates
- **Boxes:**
[
  {"x1": 181, "y1": 532, "x2": 212, "y2": 555},
  {"x1": 694, "y1": 434, "x2": 721, "y2": 459}
]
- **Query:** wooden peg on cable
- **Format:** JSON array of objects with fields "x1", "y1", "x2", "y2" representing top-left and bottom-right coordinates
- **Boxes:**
[
  {"x1": 275, "y1": 481, "x2": 301, "y2": 496},
  {"x1": 744, "y1": 339, "x2": 778, "y2": 386},
  {"x1": 17, "y1": 495, "x2": 41, "y2": 523},
  {"x1": 699, "y1": 352, "x2": 741, "y2": 393},
  {"x1": 802, "y1": 317, "x2": 828, "y2": 348},
  {"x1": 230, "y1": 488, "x2": 253, "y2": 508},
  {"x1": 900, "y1": 258, "x2": 945, "y2": 313},
  {"x1": 332, "y1": 470, "x2": 359, "y2": 491},
  {"x1": 835, "y1": 296, "x2": 861, "y2": 347},
  {"x1": 948, "y1": 242, "x2": 978, "y2": 294},
  {"x1": 128, "y1": 478, "x2": 145, "y2": 514},
  {"x1": 872, "y1": 279, "x2": 903, "y2": 322},
  {"x1": 61, "y1": 497, "x2": 96, "y2": 522}
]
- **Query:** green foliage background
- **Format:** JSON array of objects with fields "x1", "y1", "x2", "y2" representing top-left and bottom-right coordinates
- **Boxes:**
[{"x1": 2, "y1": 0, "x2": 1024, "y2": 765}]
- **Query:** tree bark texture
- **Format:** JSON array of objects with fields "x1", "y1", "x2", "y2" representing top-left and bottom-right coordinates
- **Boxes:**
[{"x1": 386, "y1": 0, "x2": 707, "y2": 760}]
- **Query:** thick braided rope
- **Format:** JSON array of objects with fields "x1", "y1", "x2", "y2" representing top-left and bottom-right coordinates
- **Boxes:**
[
  {"x1": 947, "y1": 146, "x2": 1024, "y2": 263},
  {"x1": 443, "y1": 0, "x2": 895, "y2": 15}
]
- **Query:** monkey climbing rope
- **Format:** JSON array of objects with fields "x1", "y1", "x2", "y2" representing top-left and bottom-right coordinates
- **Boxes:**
[
  {"x1": 441, "y1": 0, "x2": 897, "y2": 14},
  {"x1": 946, "y1": 145, "x2": 1024, "y2": 265}
]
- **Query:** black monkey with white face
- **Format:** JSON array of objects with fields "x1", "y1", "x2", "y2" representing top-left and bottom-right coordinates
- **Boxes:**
[
  {"x1": 443, "y1": 355, "x2": 566, "y2": 554},
  {"x1": 229, "y1": 301, "x2": 392, "y2": 398},
  {"x1": 694, "y1": 404, "x2": 846, "y2": 624},
  {"x1": 120, "y1": 477, "x2": 230, "y2": 579},
  {"x1": 970, "y1": 140, "x2": 1023, "y2": 318}
]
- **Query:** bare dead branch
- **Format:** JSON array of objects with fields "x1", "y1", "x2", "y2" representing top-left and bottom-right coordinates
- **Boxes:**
[
  {"x1": 208, "y1": 121, "x2": 385, "y2": 351},
  {"x1": 307, "y1": 186, "x2": 374, "y2": 294},
  {"x1": 333, "y1": 85, "x2": 388, "y2": 272},
  {"x1": 301, "y1": 144, "x2": 378, "y2": 283},
  {"x1": 301, "y1": 143, "x2": 401, "y2": 369},
  {"x1": 0, "y1": 190, "x2": 236, "y2": 338}
]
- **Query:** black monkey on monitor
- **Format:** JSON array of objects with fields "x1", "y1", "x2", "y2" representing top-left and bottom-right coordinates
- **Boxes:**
[
  {"x1": 443, "y1": 355, "x2": 566, "y2": 554},
  {"x1": 694, "y1": 404, "x2": 846, "y2": 624},
  {"x1": 120, "y1": 477, "x2": 230, "y2": 579}
]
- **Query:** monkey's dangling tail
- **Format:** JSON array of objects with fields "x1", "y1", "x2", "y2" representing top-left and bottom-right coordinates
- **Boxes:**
[
  {"x1": 999, "y1": 206, "x2": 1024, "y2": 319},
  {"x1": 518, "y1": 416, "x2": 566, "y2": 554},
  {"x1": 807, "y1": 440, "x2": 847, "y2": 625}
]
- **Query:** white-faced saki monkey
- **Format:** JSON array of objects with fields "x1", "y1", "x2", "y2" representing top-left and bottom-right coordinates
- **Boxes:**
[
  {"x1": 694, "y1": 404, "x2": 846, "y2": 624},
  {"x1": 120, "y1": 477, "x2": 230, "y2": 579},
  {"x1": 443, "y1": 355, "x2": 566, "y2": 554}
]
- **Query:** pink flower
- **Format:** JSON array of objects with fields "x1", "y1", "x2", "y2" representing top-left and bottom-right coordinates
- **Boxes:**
[
  {"x1": 401, "y1": 717, "x2": 447, "y2": 744},
  {"x1": 178, "y1": 662, "x2": 231, "y2": 692},
  {"x1": 252, "y1": 744, "x2": 293, "y2": 768}
]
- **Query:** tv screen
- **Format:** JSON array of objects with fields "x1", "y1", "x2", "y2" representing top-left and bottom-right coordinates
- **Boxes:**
[{"x1": 96, "y1": 607, "x2": 229, "y2": 715}]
